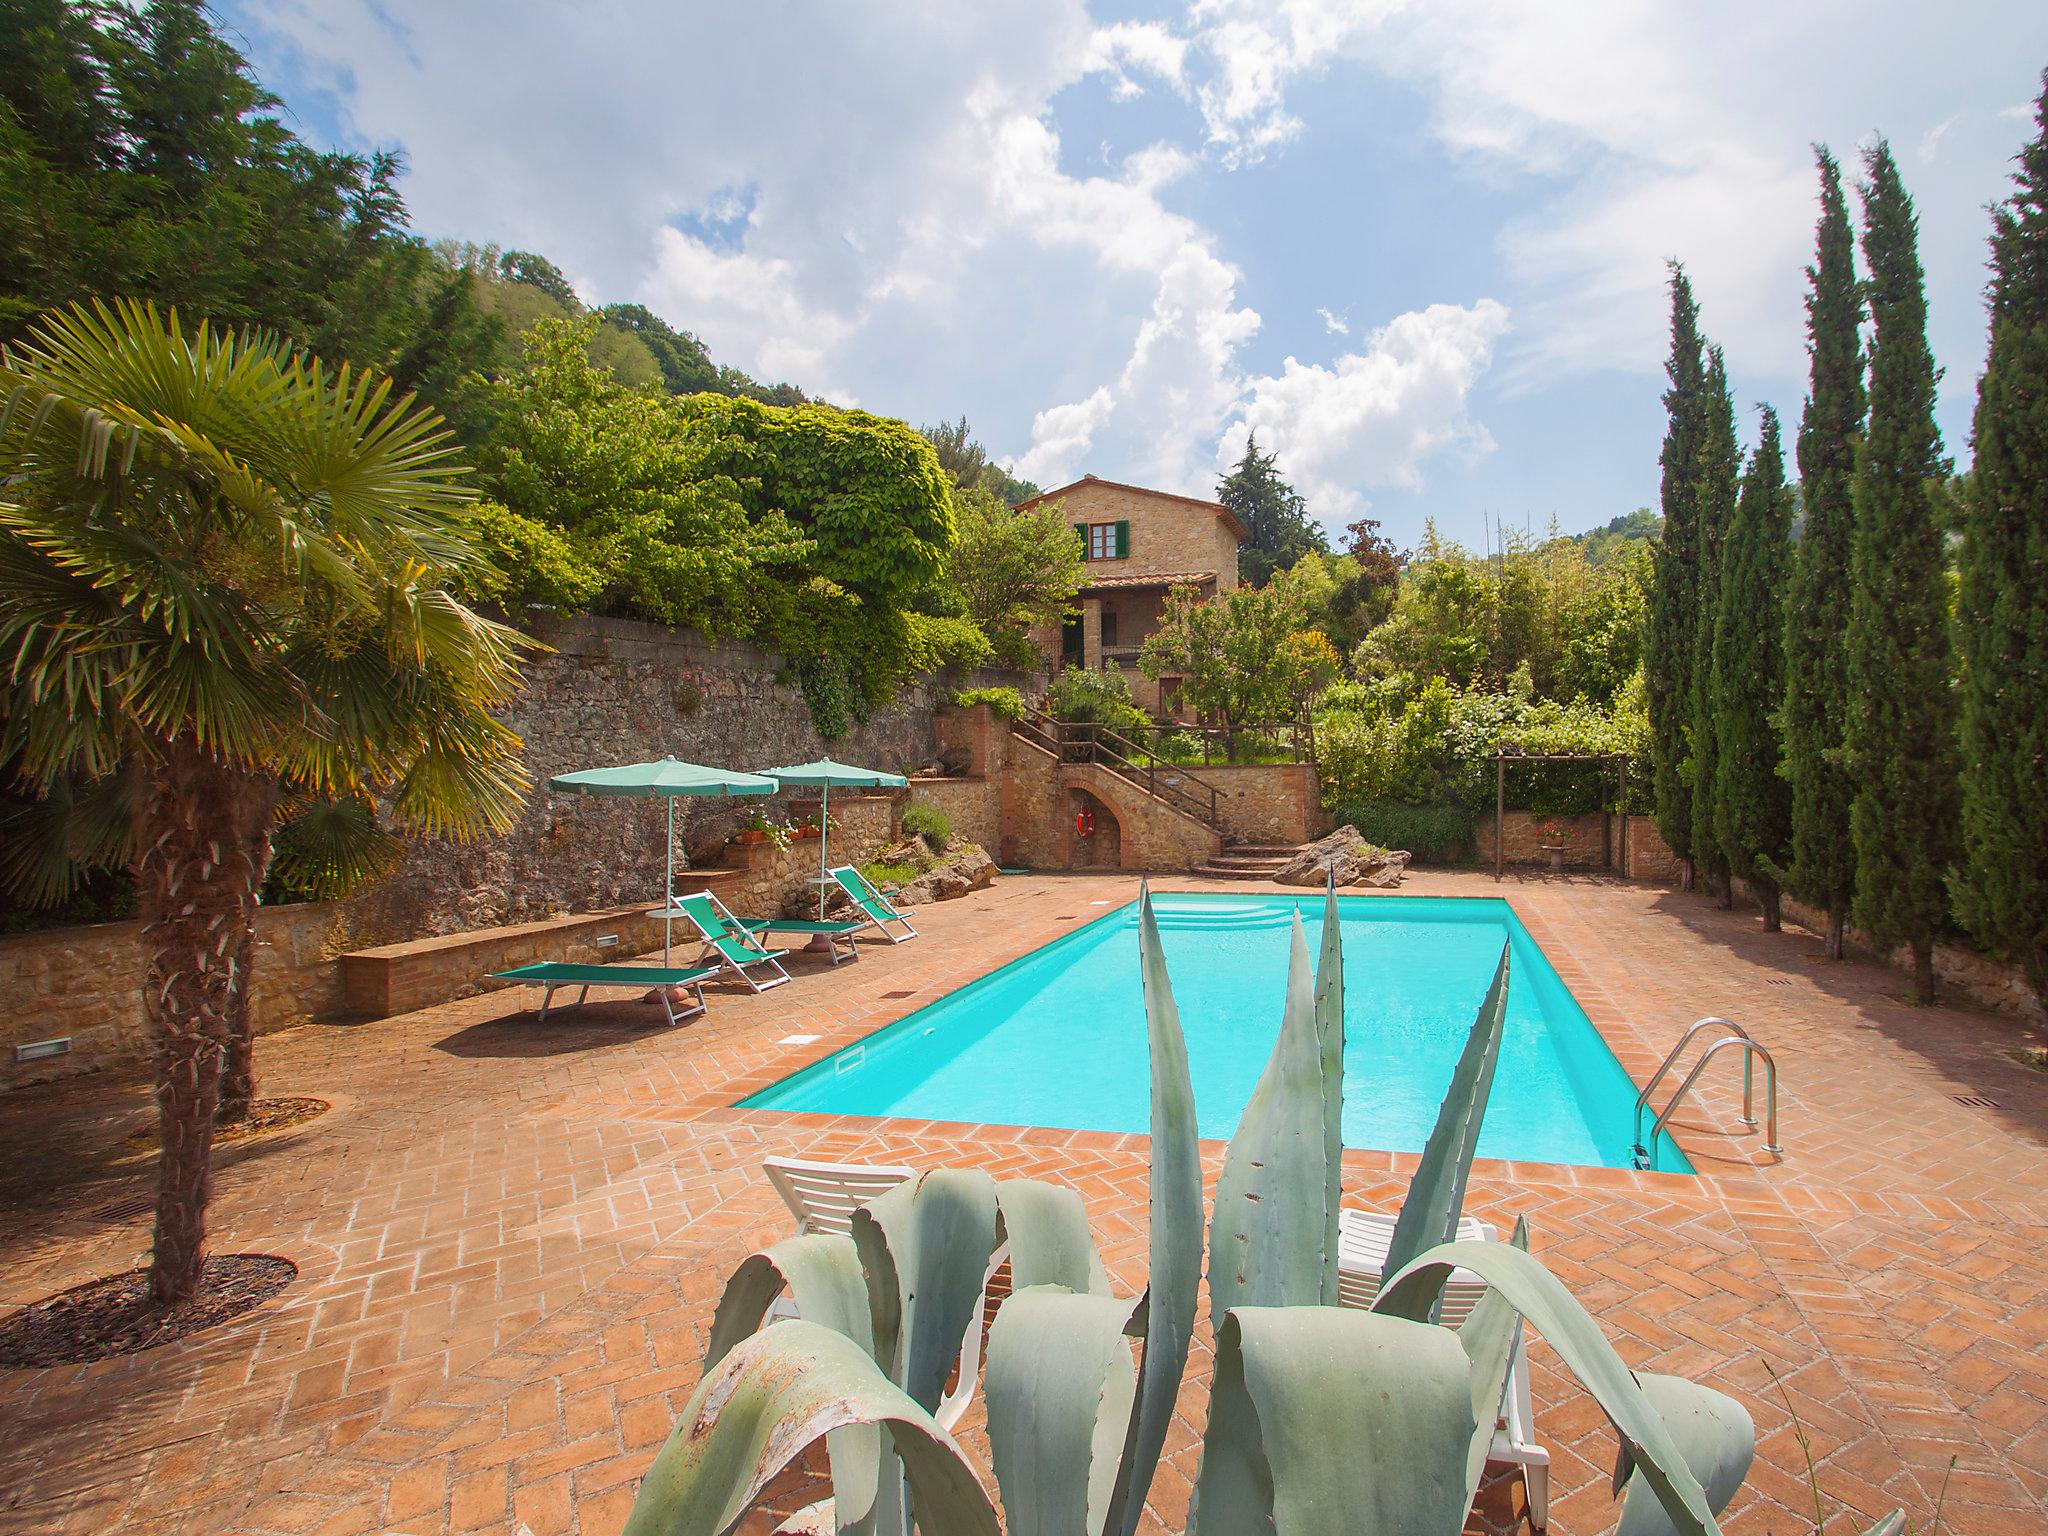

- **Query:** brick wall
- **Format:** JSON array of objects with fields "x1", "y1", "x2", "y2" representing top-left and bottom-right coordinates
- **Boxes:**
[
  {"x1": 1623, "y1": 816, "x2": 1683, "y2": 882},
  {"x1": 2, "y1": 900, "x2": 349, "y2": 1091},
  {"x1": 1475, "y1": 810, "x2": 1616, "y2": 868}
]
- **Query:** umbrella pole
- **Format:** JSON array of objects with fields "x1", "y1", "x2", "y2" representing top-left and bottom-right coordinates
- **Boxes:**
[
  {"x1": 818, "y1": 783, "x2": 830, "y2": 920},
  {"x1": 664, "y1": 797, "x2": 675, "y2": 967}
]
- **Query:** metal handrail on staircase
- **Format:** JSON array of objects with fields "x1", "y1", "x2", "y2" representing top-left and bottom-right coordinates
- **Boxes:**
[
  {"x1": 1631, "y1": 1016, "x2": 1781, "y2": 1170},
  {"x1": 1010, "y1": 708, "x2": 1224, "y2": 829}
]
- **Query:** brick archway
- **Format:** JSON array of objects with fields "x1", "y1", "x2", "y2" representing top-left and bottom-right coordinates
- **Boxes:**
[{"x1": 1067, "y1": 787, "x2": 1122, "y2": 869}]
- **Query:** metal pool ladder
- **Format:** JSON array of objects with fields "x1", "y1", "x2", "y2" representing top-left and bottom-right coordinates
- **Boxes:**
[{"x1": 1631, "y1": 1016, "x2": 1781, "y2": 1170}]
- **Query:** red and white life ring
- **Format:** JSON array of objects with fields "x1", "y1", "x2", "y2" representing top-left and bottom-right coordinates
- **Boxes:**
[{"x1": 1076, "y1": 805, "x2": 1096, "y2": 838}]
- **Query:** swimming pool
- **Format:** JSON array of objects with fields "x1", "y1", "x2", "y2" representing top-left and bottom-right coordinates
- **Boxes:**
[{"x1": 743, "y1": 894, "x2": 1687, "y2": 1172}]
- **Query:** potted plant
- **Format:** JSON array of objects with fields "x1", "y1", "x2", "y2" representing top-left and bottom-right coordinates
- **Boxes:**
[
  {"x1": 1536, "y1": 817, "x2": 1572, "y2": 871},
  {"x1": 729, "y1": 810, "x2": 791, "y2": 849}
]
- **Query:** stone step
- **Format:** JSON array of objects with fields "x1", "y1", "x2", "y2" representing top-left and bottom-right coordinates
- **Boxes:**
[
  {"x1": 1193, "y1": 862, "x2": 1290, "y2": 881},
  {"x1": 1225, "y1": 844, "x2": 1307, "y2": 857}
]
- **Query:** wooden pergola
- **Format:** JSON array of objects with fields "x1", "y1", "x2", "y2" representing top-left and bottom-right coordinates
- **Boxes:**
[{"x1": 1489, "y1": 750, "x2": 1632, "y2": 881}]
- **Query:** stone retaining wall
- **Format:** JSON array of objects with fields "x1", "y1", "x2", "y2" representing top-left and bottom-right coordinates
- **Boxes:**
[
  {"x1": 907, "y1": 776, "x2": 1001, "y2": 855},
  {"x1": 1178, "y1": 762, "x2": 1325, "y2": 846},
  {"x1": 349, "y1": 614, "x2": 953, "y2": 940},
  {"x1": 1475, "y1": 810, "x2": 1615, "y2": 868},
  {"x1": 2, "y1": 900, "x2": 349, "y2": 1091},
  {"x1": 715, "y1": 793, "x2": 907, "y2": 916}
]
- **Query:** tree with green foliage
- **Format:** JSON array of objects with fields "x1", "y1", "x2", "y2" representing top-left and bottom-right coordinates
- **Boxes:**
[
  {"x1": 919, "y1": 416, "x2": 1042, "y2": 505},
  {"x1": 1846, "y1": 142, "x2": 1957, "y2": 1004},
  {"x1": 1956, "y1": 77, "x2": 2048, "y2": 1007},
  {"x1": 1711, "y1": 406, "x2": 1794, "y2": 929},
  {"x1": 1219, "y1": 431, "x2": 1326, "y2": 585},
  {"x1": 476, "y1": 317, "x2": 807, "y2": 634},
  {"x1": 1139, "y1": 569, "x2": 1317, "y2": 737},
  {"x1": 1647, "y1": 266, "x2": 1707, "y2": 875},
  {"x1": 1689, "y1": 346, "x2": 1741, "y2": 906},
  {"x1": 0, "y1": 300, "x2": 531, "y2": 1303},
  {"x1": 1781, "y1": 147, "x2": 1866, "y2": 960},
  {"x1": 944, "y1": 485, "x2": 1085, "y2": 668},
  {"x1": 601, "y1": 302, "x2": 721, "y2": 395}
]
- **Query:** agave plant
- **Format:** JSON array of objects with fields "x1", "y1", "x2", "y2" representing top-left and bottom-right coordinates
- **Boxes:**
[{"x1": 624, "y1": 885, "x2": 1903, "y2": 1536}]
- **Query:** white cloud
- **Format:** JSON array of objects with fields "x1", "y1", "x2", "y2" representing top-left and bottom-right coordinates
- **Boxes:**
[
  {"x1": 1228, "y1": 300, "x2": 1512, "y2": 523},
  {"x1": 1085, "y1": 20, "x2": 1189, "y2": 100},
  {"x1": 1917, "y1": 115, "x2": 1959, "y2": 163},
  {"x1": 1011, "y1": 387, "x2": 1117, "y2": 484},
  {"x1": 1317, "y1": 307, "x2": 1349, "y2": 335}
]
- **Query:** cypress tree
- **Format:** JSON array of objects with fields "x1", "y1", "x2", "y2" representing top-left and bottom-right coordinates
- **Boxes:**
[
  {"x1": 1712, "y1": 405, "x2": 1795, "y2": 929},
  {"x1": 1782, "y1": 147, "x2": 1865, "y2": 959},
  {"x1": 1690, "y1": 346, "x2": 1741, "y2": 906},
  {"x1": 1847, "y1": 141, "x2": 1957, "y2": 1004},
  {"x1": 1956, "y1": 75, "x2": 2048, "y2": 1008},
  {"x1": 1648, "y1": 266, "x2": 1706, "y2": 872}
]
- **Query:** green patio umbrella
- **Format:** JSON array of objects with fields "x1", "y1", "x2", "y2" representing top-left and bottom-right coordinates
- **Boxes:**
[
  {"x1": 548, "y1": 757, "x2": 777, "y2": 963},
  {"x1": 758, "y1": 757, "x2": 909, "y2": 918}
]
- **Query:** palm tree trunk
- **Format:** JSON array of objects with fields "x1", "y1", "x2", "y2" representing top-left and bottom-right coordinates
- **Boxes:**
[
  {"x1": 136, "y1": 739, "x2": 273, "y2": 1306},
  {"x1": 216, "y1": 776, "x2": 279, "y2": 1126}
]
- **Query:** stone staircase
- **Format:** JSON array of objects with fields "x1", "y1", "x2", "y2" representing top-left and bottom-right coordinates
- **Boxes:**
[{"x1": 1192, "y1": 843, "x2": 1307, "y2": 881}]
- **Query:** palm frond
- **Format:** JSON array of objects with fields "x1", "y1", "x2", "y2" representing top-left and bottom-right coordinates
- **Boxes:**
[
  {"x1": 269, "y1": 792, "x2": 404, "y2": 900},
  {"x1": 390, "y1": 702, "x2": 530, "y2": 841}
]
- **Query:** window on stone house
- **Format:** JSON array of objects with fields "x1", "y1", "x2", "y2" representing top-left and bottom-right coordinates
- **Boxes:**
[{"x1": 1079, "y1": 521, "x2": 1130, "y2": 560}]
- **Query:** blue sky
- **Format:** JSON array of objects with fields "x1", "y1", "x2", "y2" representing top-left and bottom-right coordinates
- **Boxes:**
[{"x1": 222, "y1": 1, "x2": 2046, "y2": 552}]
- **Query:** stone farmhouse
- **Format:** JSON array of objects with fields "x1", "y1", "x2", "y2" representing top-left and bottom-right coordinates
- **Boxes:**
[{"x1": 1015, "y1": 474, "x2": 1247, "y2": 720}]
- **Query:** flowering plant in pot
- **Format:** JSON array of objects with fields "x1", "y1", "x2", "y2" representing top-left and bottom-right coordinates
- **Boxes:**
[
  {"x1": 1536, "y1": 817, "x2": 1573, "y2": 871},
  {"x1": 730, "y1": 810, "x2": 792, "y2": 850}
]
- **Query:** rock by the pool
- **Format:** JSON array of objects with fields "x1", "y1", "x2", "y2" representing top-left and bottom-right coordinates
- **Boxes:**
[{"x1": 1274, "y1": 826, "x2": 1411, "y2": 888}]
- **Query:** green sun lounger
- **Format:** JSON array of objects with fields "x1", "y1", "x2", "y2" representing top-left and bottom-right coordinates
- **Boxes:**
[
  {"x1": 666, "y1": 892, "x2": 796, "y2": 991},
  {"x1": 827, "y1": 865, "x2": 920, "y2": 944},
  {"x1": 490, "y1": 961, "x2": 715, "y2": 1027},
  {"x1": 687, "y1": 889, "x2": 864, "y2": 966}
]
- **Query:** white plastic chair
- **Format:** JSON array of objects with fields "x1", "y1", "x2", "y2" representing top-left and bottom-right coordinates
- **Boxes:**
[
  {"x1": 1336, "y1": 1208, "x2": 1551, "y2": 1531},
  {"x1": 762, "y1": 1155, "x2": 995, "y2": 1432}
]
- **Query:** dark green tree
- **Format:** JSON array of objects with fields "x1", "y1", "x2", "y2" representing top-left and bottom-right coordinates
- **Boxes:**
[
  {"x1": 1847, "y1": 141, "x2": 1956, "y2": 1004},
  {"x1": 1956, "y1": 76, "x2": 2048, "y2": 1008},
  {"x1": 1711, "y1": 405, "x2": 1795, "y2": 928},
  {"x1": 1220, "y1": 431, "x2": 1326, "y2": 585},
  {"x1": 602, "y1": 302, "x2": 720, "y2": 395},
  {"x1": 1689, "y1": 345, "x2": 1741, "y2": 904},
  {"x1": 1647, "y1": 266, "x2": 1706, "y2": 871},
  {"x1": 1781, "y1": 147, "x2": 1865, "y2": 959}
]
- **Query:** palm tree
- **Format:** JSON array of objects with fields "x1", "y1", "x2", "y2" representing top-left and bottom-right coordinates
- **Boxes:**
[{"x1": 0, "y1": 300, "x2": 533, "y2": 1304}]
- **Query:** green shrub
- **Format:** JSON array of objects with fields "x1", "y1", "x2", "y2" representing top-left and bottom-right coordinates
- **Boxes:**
[
  {"x1": 857, "y1": 858, "x2": 924, "y2": 889},
  {"x1": 1045, "y1": 665, "x2": 1148, "y2": 734},
  {"x1": 900, "y1": 804, "x2": 952, "y2": 848},
  {"x1": 947, "y1": 685, "x2": 1027, "y2": 718},
  {"x1": 1335, "y1": 800, "x2": 1478, "y2": 864}
]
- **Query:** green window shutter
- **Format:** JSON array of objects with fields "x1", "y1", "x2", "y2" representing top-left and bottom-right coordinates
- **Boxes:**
[
  {"x1": 1075, "y1": 521, "x2": 1089, "y2": 557},
  {"x1": 1114, "y1": 520, "x2": 1130, "y2": 557}
]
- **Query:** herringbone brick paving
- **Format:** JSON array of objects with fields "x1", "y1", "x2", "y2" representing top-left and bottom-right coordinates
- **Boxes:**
[{"x1": 1, "y1": 872, "x2": 2043, "y2": 1534}]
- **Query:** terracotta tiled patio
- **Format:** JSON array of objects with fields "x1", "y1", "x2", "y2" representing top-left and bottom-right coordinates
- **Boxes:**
[{"x1": 2, "y1": 871, "x2": 2044, "y2": 1536}]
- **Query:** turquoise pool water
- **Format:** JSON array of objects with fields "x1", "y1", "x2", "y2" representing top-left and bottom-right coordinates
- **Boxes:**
[{"x1": 743, "y1": 894, "x2": 1687, "y2": 1172}]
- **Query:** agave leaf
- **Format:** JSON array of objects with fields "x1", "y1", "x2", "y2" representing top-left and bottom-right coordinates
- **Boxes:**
[
  {"x1": 1377, "y1": 1240, "x2": 1729, "y2": 1536},
  {"x1": 1314, "y1": 876, "x2": 1346, "y2": 1307},
  {"x1": 622, "y1": 1320, "x2": 998, "y2": 1536},
  {"x1": 1613, "y1": 1373, "x2": 1756, "y2": 1536},
  {"x1": 995, "y1": 1179, "x2": 1111, "y2": 1294},
  {"x1": 1453, "y1": 1215, "x2": 1529, "y2": 1502},
  {"x1": 1102, "y1": 884, "x2": 1204, "y2": 1536},
  {"x1": 1379, "y1": 940, "x2": 1510, "y2": 1304},
  {"x1": 850, "y1": 1168, "x2": 1000, "y2": 1413},
  {"x1": 700, "y1": 1235, "x2": 885, "y2": 1535},
  {"x1": 985, "y1": 1285, "x2": 1142, "y2": 1536},
  {"x1": 1857, "y1": 1516, "x2": 1908, "y2": 1535},
  {"x1": 1207, "y1": 910, "x2": 1335, "y2": 1331},
  {"x1": 1191, "y1": 1306, "x2": 1477, "y2": 1536},
  {"x1": 704, "y1": 1234, "x2": 877, "y2": 1370}
]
